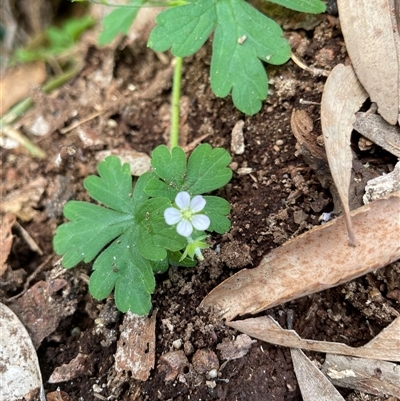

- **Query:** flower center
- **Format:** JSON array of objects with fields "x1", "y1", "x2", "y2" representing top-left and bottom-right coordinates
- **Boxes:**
[{"x1": 181, "y1": 209, "x2": 193, "y2": 220}]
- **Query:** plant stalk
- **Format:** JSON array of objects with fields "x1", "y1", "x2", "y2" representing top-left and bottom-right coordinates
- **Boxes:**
[{"x1": 170, "y1": 56, "x2": 183, "y2": 149}]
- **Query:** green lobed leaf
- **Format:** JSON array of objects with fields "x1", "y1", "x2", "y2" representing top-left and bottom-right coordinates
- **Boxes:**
[
  {"x1": 148, "y1": 0, "x2": 216, "y2": 55},
  {"x1": 211, "y1": 0, "x2": 290, "y2": 115},
  {"x1": 53, "y1": 201, "x2": 133, "y2": 268},
  {"x1": 84, "y1": 156, "x2": 135, "y2": 213},
  {"x1": 262, "y1": 0, "x2": 326, "y2": 14},
  {"x1": 89, "y1": 230, "x2": 155, "y2": 314},
  {"x1": 99, "y1": 6, "x2": 140, "y2": 46},
  {"x1": 203, "y1": 196, "x2": 231, "y2": 233},
  {"x1": 53, "y1": 161, "x2": 159, "y2": 315},
  {"x1": 148, "y1": 0, "x2": 291, "y2": 115},
  {"x1": 183, "y1": 144, "x2": 232, "y2": 194}
]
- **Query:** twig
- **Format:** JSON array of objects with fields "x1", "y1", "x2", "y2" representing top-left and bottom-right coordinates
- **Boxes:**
[{"x1": 291, "y1": 52, "x2": 330, "y2": 77}]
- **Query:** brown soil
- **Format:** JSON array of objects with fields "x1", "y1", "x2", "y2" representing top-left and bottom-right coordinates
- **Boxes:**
[{"x1": 1, "y1": 6, "x2": 399, "y2": 401}]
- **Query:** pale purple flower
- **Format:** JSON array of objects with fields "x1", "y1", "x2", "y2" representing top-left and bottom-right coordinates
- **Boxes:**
[{"x1": 164, "y1": 191, "x2": 210, "y2": 237}]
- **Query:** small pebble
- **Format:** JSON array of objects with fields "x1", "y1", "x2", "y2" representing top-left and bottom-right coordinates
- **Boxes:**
[
  {"x1": 172, "y1": 339, "x2": 182, "y2": 349},
  {"x1": 276, "y1": 139, "x2": 284, "y2": 146}
]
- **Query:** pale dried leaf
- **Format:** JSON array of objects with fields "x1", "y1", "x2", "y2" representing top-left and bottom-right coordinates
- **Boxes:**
[
  {"x1": 115, "y1": 311, "x2": 156, "y2": 381},
  {"x1": 321, "y1": 354, "x2": 400, "y2": 397},
  {"x1": 337, "y1": 0, "x2": 399, "y2": 125},
  {"x1": 201, "y1": 193, "x2": 400, "y2": 321},
  {"x1": 0, "y1": 302, "x2": 45, "y2": 401},
  {"x1": 228, "y1": 316, "x2": 400, "y2": 362},
  {"x1": 0, "y1": 213, "x2": 16, "y2": 276},
  {"x1": 291, "y1": 348, "x2": 345, "y2": 401},
  {"x1": 321, "y1": 63, "x2": 368, "y2": 245}
]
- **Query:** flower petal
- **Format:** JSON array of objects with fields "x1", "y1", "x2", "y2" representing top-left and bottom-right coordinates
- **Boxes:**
[
  {"x1": 191, "y1": 214, "x2": 210, "y2": 231},
  {"x1": 164, "y1": 207, "x2": 182, "y2": 225},
  {"x1": 175, "y1": 191, "x2": 190, "y2": 209},
  {"x1": 190, "y1": 195, "x2": 206, "y2": 213},
  {"x1": 177, "y1": 219, "x2": 193, "y2": 237}
]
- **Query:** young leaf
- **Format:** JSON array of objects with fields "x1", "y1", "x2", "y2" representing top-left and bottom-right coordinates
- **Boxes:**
[
  {"x1": 151, "y1": 145, "x2": 186, "y2": 189},
  {"x1": 84, "y1": 155, "x2": 134, "y2": 213},
  {"x1": 99, "y1": 6, "x2": 140, "y2": 46},
  {"x1": 148, "y1": 0, "x2": 291, "y2": 115},
  {"x1": 264, "y1": 0, "x2": 326, "y2": 14},
  {"x1": 184, "y1": 144, "x2": 232, "y2": 194}
]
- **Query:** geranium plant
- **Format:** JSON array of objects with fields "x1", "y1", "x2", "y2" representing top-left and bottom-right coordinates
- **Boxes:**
[{"x1": 53, "y1": 144, "x2": 232, "y2": 314}]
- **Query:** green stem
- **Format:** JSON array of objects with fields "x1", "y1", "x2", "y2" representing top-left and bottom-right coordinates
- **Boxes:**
[{"x1": 170, "y1": 56, "x2": 183, "y2": 149}]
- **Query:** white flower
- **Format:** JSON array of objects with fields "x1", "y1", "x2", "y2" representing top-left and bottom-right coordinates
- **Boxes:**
[{"x1": 164, "y1": 191, "x2": 210, "y2": 237}]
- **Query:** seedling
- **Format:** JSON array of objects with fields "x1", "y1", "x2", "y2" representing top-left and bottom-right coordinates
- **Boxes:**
[
  {"x1": 95, "y1": 0, "x2": 326, "y2": 115},
  {"x1": 53, "y1": 144, "x2": 232, "y2": 314}
]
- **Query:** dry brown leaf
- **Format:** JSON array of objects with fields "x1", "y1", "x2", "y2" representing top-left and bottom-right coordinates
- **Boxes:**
[
  {"x1": 228, "y1": 316, "x2": 400, "y2": 362},
  {"x1": 291, "y1": 348, "x2": 345, "y2": 401},
  {"x1": 201, "y1": 193, "x2": 400, "y2": 321},
  {"x1": 0, "y1": 61, "x2": 47, "y2": 115},
  {"x1": 337, "y1": 0, "x2": 399, "y2": 125},
  {"x1": 0, "y1": 213, "x2": 16, "y2": 276},
  {"x1": 321, "y1": 63, "x2": 368, "y2": 245},
  {"x1": 321, "y1": 354, "x2": 400, "y2": 397},
  {"x1": 115, "y1": 310, "x2": 157, "y2": 381}
]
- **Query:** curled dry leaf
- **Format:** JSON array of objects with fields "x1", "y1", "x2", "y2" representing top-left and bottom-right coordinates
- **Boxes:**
[
  {"x1": 337, "y1": 0, "x2": 399, "y2": 125},
  {"x1": 115, "y1": 310, "x2": 157, "y2": 381},
  {"x1": 228, "y1": 316, "x2": 400, "y2": 362},
  {"x1": 321, "y1": 64, "x2": 368, "y2": 246},
  {"x1": 201, "y1": 193, "x2": 400, "y2": 322}
]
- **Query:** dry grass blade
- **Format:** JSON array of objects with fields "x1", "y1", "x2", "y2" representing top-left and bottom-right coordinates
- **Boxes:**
[
  {"x1": 228, "y1": 316, "x2": 400, "y2": 362},
  {"x1": 321, "y1": 64, "x2": 368, "y2": 246},
  {"x1": 337, "y1": 0, "x2": 399, "y2": 125},
  {"x1": 201, "y1": 193, "x2": 400, "y2": 322}
]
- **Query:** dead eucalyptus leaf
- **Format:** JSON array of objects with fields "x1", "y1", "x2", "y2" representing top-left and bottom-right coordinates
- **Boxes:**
[
  {"x1": 337, "y1": 0, "x2": 399, "y2": 125},
  {"x1": 228, "y1": 316, "x2": 400, "y2": 362},
  {"x1": 291, "y1": 348, "x2": 345, "y2": 401},
  {"x1": 321, "y1": 354, "x2": 400, "y2": 397},
  {"x1": 201, "y1": 193, "x2": 400, "y2": 322},
  {"x1": 321, "y1": 63, "x2": 368, "y2": 245}
]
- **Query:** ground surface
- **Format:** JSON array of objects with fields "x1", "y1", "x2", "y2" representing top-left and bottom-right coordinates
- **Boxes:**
[{"x1": 1, "y1": 4, "x2": 399, "y2": 401}]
